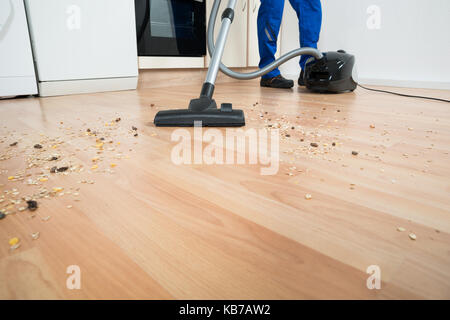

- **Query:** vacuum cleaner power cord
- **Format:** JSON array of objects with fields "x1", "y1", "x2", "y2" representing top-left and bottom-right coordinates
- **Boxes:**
[{"x1": 357, "y1": 84, "x2": 450, "y2": 103}]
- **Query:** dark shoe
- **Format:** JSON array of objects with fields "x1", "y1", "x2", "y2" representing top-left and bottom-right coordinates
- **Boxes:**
[
  {"x1": 260, "y1": 75, "x2": 294, "y2": 89},
  {"x1": 298, "y1": 70, "x2": 305, "y2": 86}
]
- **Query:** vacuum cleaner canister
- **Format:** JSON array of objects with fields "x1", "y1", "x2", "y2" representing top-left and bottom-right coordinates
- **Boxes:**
[{"x1": 303, "y1": 50, "x2": 358, "y2": 93}]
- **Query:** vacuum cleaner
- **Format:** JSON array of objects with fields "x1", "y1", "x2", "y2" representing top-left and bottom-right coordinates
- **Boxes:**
[
  {"x1": 303, "y1": 50, "x2": 357, "y2": 93},
  {"x1": 154, "y1": 0, "x2": 358, "y2": 127}
]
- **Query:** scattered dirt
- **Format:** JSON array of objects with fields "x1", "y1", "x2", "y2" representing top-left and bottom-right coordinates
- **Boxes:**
[
  {"x1": 26, "y1": 200, "x2": 38, "y2": 211},
  {"x1": 0, "y1": 115, "x2": 138, "y2": 250}
]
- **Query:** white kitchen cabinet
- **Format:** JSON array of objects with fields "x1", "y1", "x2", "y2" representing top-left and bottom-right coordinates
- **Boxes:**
[
  {"x1": 206, "y1": 0, "x2": 248, "y2": 68},
  {"x1": 247, "y1": 0, "x2": 281, "y2": 67},
  {"x1": 25, "y1": 0, "x2": 138, "y2": 96}
]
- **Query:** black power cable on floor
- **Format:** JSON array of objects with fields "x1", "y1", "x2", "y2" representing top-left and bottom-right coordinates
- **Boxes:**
[{"x1": 357, "y1": 84, "x2": 450, "y2": 103}]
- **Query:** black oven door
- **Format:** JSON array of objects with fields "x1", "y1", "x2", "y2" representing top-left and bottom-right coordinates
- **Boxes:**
[{"x1": 135, "y1": 0, "x2": 206, "y2": 57}]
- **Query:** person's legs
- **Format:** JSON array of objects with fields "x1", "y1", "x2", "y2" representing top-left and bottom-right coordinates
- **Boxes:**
[
  {"x1": 288, "y1": 0, "x2": 322, "y2": 70},
  {"x1": 258, "y1": 0, "x2": 285, "y2": 79}
]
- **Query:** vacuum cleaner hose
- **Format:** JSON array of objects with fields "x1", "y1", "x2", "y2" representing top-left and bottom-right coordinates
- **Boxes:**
[{"x1": 207, "y1": 0, "x2": 324, "y2": 80}]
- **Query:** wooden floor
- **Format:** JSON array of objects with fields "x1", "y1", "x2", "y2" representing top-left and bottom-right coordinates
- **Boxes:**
[{"x1": 0, "y1": 79, "x2": 449, "y2": 299}]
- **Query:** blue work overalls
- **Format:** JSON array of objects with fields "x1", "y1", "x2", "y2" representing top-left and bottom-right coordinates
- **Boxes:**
[{"x1": 257, "y1": 0, "x2": 322, "y2": 79}]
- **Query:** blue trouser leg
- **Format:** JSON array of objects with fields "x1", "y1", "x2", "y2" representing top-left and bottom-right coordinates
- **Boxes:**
[
  {"x1": 288, "y1": 0, "x2": 322, "y2": 70},
  {"x1": 257, "y1": 0, "x2": 285, "y2": 79},
  {"x1": 257, "y1": 0, "x2": 322, "y2": 78}
]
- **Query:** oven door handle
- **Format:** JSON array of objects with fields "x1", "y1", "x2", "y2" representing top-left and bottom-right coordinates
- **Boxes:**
[{"x1": 137, "y1": 0, "x2": 150, "y2": 42}]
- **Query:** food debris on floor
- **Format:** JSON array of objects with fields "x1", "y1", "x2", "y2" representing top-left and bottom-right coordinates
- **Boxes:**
[
  {"x1": 9, "y1": 243, "x2": 21, "y2": 251},
  {"x1": 1, "y1": 115, "x2": 135, "y2": 252},
  {"x1": 26, "y1": 200, "x2": 38, "y2": 211},
  {"x1": 9, "y1": 237, "x2": 19, "y2": 246}
]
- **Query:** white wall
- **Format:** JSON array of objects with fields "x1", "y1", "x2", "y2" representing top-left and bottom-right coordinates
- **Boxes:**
[{"x1": 279, "y1": 0, "x2": 450, "y2": 89}]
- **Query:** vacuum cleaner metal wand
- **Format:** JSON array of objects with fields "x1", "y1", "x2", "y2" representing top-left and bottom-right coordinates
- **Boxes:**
[
  {"x1": 204, "y1": 0, "x2": 237, "y2": 90},
  {"x1": 154, "y1": 0, "x2": 245, "y2": 127}
]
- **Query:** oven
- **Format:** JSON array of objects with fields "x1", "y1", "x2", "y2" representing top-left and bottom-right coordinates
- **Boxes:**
[{"x1": 135, "y1": 0, "x2": 206, "y2": 57}]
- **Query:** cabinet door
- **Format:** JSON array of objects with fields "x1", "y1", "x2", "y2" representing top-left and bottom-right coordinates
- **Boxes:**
[
  {"x1": 247, "y1": 0, "x2": 281, "y2": 67},
  {"x1": 25, "y1": 0, "x2": 138, "y2": 81},
  {"x1": 206, "y1": 0, "x2": 248, "y2": 68}
]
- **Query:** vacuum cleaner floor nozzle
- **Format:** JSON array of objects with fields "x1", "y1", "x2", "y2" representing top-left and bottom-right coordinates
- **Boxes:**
[{"x1": 154, "y1": 108, "x2": 245, "y2": 127}]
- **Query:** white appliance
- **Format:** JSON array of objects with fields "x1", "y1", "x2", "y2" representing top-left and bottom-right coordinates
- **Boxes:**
[
  {"x1": 0, "y1": 0, "x2": 38, "y2": 98},
  {"x1": 24, "y1": 0, "x2": 139, "y2": 97}
]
